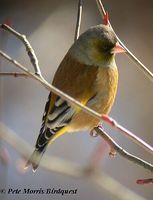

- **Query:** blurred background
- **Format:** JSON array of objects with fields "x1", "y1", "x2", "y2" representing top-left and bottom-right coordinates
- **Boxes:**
[{"x1": 0, "y1": 0, "x2": 153, "y2": 199}]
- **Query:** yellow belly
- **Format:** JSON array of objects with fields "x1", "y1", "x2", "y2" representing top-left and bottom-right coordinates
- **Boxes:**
[{"x1": 68, "y1": 66, "x2": 118, "y2": 131}]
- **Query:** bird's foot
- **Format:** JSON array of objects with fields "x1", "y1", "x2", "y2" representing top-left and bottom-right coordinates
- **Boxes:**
[
  {"x1": 90, "y1": 128, "x2": 99, "y2": 137},
  {"x1": 109, "y1": 148, "x2": 117, "y2": 157}
]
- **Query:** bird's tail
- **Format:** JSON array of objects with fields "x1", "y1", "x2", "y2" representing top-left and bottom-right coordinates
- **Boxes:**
[{"x1": 25, "y1": 148, "x2": 46, "y2": 172}]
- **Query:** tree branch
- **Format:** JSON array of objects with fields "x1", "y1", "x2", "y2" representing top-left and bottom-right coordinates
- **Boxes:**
[
  {"x1": 74, "y1": 0, "x2": 83, "y2": 41},
  {"x1": 0, "y1": 72, "x2": 28, "y2": 77},
  {"x1": 0, "y1": 24, "x2": 43, "y2": 78},
  {"x1": 94, "y1": 127, "x2": 153, "y2": 173}
]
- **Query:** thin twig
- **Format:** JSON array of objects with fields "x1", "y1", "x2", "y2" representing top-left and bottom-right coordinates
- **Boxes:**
[
  {"x1": 0, "y1": 122, "x2": 149, "y2": 200},
  {"x1": 96, "y1": 0, "x2": 106, "y2": 17},
  {"x1": 95, "y1": 127, "x2": 153, "y2": 173},
  {"x1": 0, "y1": 72, "x2": 28, "y2": 77},
  {"x1": 0, "y1": 24, "x2": 43, "y2": 78},
  {"x1": 101, "y1": 115, "x2": 153, "y2": 155},
  {"x1": 95, "y1": 0, "x2": 153, "y2": 82},
  {"x1": 0, "y1": 50, "x2": 153, "y2": 157},
  {"x1": 74, "y1": 0, "x2": 83, "y2": 41},
  {"x1": 117, "y1": 38, "x2": 153, "y2": 82}
]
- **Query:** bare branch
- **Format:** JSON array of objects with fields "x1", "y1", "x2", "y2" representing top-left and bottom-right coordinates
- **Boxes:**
[
  {"x1": 96, "y1": 0, "x2": 106, "y2": 18},
  {"x1": 0, "y1": 72, "x2": 28, "y2": 77},
  {"x1": 117, "y1": 38, "x2": 153, "y2": 82},
  {"x1": 74, "y1": 0, "x2": 83, "y2": 41},
  {"x1": 101, "y1": 115, "x2": 153, "y2": 155},
  {"x1": 95, "y1": 0, "x2": 153, "y2": 82},
  {"x1": 94, "y1": 127, "x2": 153, "y2": 173},
  {"x1": 0, "y1": 24, "x2": 43, "y2": 78}
]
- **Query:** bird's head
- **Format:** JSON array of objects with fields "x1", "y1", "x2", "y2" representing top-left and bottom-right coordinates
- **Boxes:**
[{"x1": 70, "y1": 24, "x2": 125, "y2": 67}]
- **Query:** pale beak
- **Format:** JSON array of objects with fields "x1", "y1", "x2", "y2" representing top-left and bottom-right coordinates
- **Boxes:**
[{"x1": 111, "y1": 42, "x2": 126, "y2": 54}]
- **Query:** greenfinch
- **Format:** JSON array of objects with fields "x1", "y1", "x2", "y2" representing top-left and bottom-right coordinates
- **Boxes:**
[{"x1": 26, "y1": 24, "x2": 125, "y2": 171}]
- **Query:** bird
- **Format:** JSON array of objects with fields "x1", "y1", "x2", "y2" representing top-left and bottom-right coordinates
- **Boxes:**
[{"x1": 25, "y1": 24, "x2": 125, "y2": 172}]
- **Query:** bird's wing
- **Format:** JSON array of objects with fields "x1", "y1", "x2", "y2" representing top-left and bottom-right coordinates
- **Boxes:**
[
  {"x1": 35, "y1": 93, "x2": 74, "y2": 150},
  {"x1": 26, "y1": 93, "x2": 75, "y2": 171}
]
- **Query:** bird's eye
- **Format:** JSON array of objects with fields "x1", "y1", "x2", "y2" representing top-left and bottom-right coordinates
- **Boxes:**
[
  {"x1": 102, "y1": 45, "x2": 111, "y2": 52},
  {"x1": 96, "y1": 41, "x2": 113, "y2": 53},
  {"x1": 103, "y1": 45, "x2": 109, "y2": 50},
  {"x1": 102, "y1": 44, "x2": 114, "y2": 52}
]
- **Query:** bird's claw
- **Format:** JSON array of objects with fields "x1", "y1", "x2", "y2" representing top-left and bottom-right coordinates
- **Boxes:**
[
  {"x1": 90, "y1": 128, "x2": 98, "y2": 137},
  {"x1": 109, "y1": 148, "x2": 116, "y2": 157}
]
